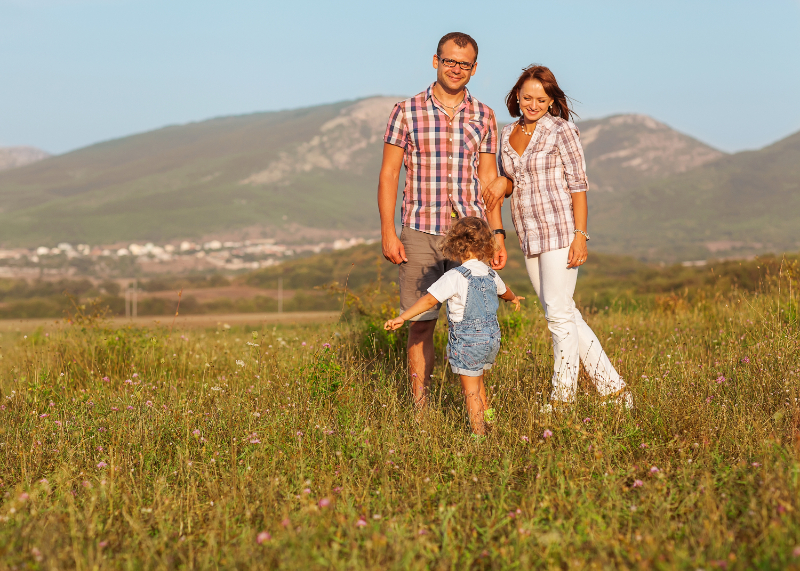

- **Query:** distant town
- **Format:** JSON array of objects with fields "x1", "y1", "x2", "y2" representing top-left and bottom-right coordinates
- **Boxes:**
[{"x1": 0, "y1": 236, "x2": 376, "y2": 279}]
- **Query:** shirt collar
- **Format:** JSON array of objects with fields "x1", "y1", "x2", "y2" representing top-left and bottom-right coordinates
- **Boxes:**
[{"x1": 425, "y1": 83, "x2": 473, "y2": 103}]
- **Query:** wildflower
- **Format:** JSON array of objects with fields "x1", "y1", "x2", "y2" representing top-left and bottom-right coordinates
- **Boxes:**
[
  {"x1": 39, "y1": 413, "x2": 48, "y2": 418},
  {"x1": 793, "y1": 546, "x2": 800, "y2": 557},
  {"x1": 650, "y1": 466, "x2": 659, "y2": 474},
  {"x1": 97, "y1": 461, "x2": 108, "y2": 469},
  {"x1": 543, "y1": 429, "x2": 553, "y2": 439},
  {"x1": 303, "y1": 488, "x2": 311, "y2": 494},
  {"x1": 192, "y1": 429, "x2": 200, "y2": 436},
  {"x1": 741, "y1": 357, "x2": 750, "y2": 364},
  {"x1": 640, "y1": 443, "x2": 648, "y2": 449},
  {"x1": 333, "y1": 486, "x2": 343, "y2": 494},
  {"x1": 752, "y1": 462, "x2": 761, "y2": 467},
  {"x1": 236, "y1": 360, "x2": 245, "y2": 368},
  {"x1": 301, "y1": 342, "x2": 307, "y2": 347},
  {"x1": 356, "y1": 518, "x2": 367, "y2": 527},
  {"x1": 127, "y1": 406, "x2": 134, "y2": 410},
  {"x1": 19, "y1": 492, "x2": 29, "y2": 501},
  {"x1": 39, "y1": 479, "x2": 48, "y2": 485},
  {"x1": 716, "y1": 375, "x2": 726, "y2": 384},
  {"x1": 133, "y1": 373, "x2": 138, "y2": 378},
  {"x1": 521, "y1": 435, "x2": 529, "y2": 442},
  {"x1": 124, "y1": 379, "x2": 132, "y2": 384},
  {"x1": 102, "y1": 377, "x2": 110, "y2": 382},
  {"x1": 633, "y1": 479, "x2": 643, "y2": 488},
  {"x1": 322, "y1": 343, "x2": 331, "y2": 349},
  {"x1": 281, "y1": 518, "x2": 291, "y2": 527},
  {"x1": 296, "y1": 431, "x2": 304, "y2": 437},
  {"x1": 145, "y1": 401, "x2": 153, "y2": 407},
  {"x1": 54, "y1": 420, "x2": 62, "y2": 426},
  {"x1": 583, "y1": 417, "x2": 591, "y2": 423},
  {"x1": 250, "y1": 438, "x2": 261, "y2": 444},
  {"x1": 256, "y1": 531, "x2": 271, "y2": 544},
  {"x1": 418, "y1": 529, "x2": 428, "y2": 535},
  {"x1": 372, "y1": 514, "x2": 381, "y2": 520},
  {"x1": 111, "y1": 407, "x2": 119, "y2": 412},
  {"x1": 318, "y1": 498, "x2": 330, "y2": 508}
]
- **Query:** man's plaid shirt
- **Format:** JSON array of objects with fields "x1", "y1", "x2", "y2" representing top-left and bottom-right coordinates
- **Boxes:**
[{"x1": 384, "y1": 84, "x2": 498, "y2": 236}]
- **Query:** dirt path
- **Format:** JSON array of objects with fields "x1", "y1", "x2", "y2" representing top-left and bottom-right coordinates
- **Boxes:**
[{"x1": 0, "y1": 311, "x2": 341, "y2": 333}]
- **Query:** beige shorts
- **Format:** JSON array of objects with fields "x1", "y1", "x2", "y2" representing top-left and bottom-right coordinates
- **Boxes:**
[{"x1": 399, "y1": 227, "x2": 459, "y2": 322}]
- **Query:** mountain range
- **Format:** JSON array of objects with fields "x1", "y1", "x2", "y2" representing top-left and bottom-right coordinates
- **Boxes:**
[
  {"x1": 0, "y1": 97, "x2": 797, "y2": 261},
  {"x1": 0, "y1": 146, "x2": 50, "y2": 172}
]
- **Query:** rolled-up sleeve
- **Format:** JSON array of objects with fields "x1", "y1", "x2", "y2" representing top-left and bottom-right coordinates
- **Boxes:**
[
  {"x1": 384, "y1": 103, "x2": 408, "y2": 149},
  {"x1": 556, "y1": 123, "x2": 589, "y2": 193},
  {"x1": 479, "y1": 110, "x2": 498, "y2": 154}
]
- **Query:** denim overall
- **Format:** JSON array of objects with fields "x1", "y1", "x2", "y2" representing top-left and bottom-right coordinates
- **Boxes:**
[{"x1": 447, "y1": 266, "x2": 502, "y2": 377}]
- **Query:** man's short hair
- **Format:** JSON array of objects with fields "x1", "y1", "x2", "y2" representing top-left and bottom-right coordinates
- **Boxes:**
[{"x1": 436, "y1": 32, "x2": 478, "y2": 61}]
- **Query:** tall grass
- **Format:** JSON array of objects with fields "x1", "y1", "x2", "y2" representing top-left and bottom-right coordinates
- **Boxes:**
[{"x1": 0, "y1": 266, "x2": 798, "y2": 569}]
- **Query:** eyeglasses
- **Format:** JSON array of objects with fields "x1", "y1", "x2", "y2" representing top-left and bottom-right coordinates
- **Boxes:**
[{"x1": 436, "y1": 56, "x2": 476, "y2": 70}]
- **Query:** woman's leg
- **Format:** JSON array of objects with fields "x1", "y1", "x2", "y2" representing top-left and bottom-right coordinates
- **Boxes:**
[
  {"x1": 526, "y1": 248, "x2": 580, "y2": 402},
  {"x1": 460, "y1": 374, "x2": 486, "y2": 435},
  {"x1": 527, "y1": 247, "x2": 625, "y2": 400}
]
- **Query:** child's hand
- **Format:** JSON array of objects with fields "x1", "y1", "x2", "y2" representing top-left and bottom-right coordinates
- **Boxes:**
[
  {"x1": 510, "y1": 296, "x2": 525, "y2": 312},
  {"x1": 384, "y1": 317, "x2": 405, "y2": 331}
]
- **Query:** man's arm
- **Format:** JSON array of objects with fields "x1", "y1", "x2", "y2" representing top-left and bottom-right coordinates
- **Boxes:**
[
  {"x1": 378, "y1": 143, "x2": 407, "y2": 264},
  {"x1": 478, "y1": 152, "x2": 507, "y2": 270}
]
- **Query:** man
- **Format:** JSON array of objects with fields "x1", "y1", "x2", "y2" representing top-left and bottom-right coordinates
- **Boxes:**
[{"x1": 378, "y1": 31, "x2": 507, "y2": 409}]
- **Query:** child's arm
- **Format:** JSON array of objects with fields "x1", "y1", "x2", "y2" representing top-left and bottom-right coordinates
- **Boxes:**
[
  {"x1": 384, "y1": 293, "x2": 440, "y2": 330},
  {"x1": 499, "y1": 288, "x2": 525, "y2": 312}
]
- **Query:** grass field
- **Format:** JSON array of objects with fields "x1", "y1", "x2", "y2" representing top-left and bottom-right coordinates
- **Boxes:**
[{"x1": 0, "y1": 261, "x2": 798, "y2": 569}]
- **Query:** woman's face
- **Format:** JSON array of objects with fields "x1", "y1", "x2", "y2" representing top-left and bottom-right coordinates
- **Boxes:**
[{"x1": 518, "y1": 79, "x2": 553, "y2": 122}]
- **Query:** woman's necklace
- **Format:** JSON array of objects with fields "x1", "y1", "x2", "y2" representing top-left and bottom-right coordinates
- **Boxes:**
[{"x1": 519, "y1": 119, "x2": 536, "y2": 136}]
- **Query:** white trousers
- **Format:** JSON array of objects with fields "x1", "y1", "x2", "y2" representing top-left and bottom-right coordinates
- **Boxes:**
[{"x1": 525, "y1": 247, "x2": 625, "y2": 402}]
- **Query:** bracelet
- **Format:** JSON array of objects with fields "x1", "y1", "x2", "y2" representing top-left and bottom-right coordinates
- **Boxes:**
[
  {"x1": 574, "y1": 229, "x2": 590, "y2": 241},
  {"x1": 493, "y1": 229, "x2": 506, "y2": 238}
]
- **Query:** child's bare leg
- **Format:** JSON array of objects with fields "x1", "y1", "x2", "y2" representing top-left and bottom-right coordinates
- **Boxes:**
[
  {"x1": 479, "y1": 371, "x2": 489, "y2": 409},
  {"x1": 460, "y1": 374, "x2": 487, "y2": 435}
]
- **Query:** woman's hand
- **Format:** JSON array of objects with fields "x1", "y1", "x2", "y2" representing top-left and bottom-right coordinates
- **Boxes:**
[
  {"x1": 567, "y1": 234, "x2": 588, "y2": 268},
  {"x1": 482, "y1": 177, "x2": 511, "y2": 213},
  {"x1": 384, "y1": 317, "x2": 405, "y2": 331}
]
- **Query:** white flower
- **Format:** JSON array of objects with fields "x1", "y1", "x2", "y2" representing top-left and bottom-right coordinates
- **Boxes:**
[{"x1": 236, "y1": 360, "x2": 245, "y2": 368}]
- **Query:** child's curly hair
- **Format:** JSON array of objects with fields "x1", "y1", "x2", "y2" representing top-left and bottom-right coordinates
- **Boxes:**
[{"x1": 440, "y1": 217, "x2": 498, "y2": 263}]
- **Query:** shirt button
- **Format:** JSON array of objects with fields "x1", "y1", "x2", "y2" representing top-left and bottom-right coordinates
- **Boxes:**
[{"x1": 448, "y1": 174, "x2": 452, "y2": 177}]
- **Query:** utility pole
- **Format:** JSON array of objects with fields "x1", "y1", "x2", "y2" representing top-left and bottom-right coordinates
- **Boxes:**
[
  {"x1": 277, "y1": 277, "x2": 283, "y2": 314},
  {"x1": 125, "y1": 279, "x2": 139, "y2": 319}
]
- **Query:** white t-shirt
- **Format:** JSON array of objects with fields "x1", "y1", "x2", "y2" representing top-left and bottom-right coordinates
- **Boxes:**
[{"x1": 428, "y1": 259, "x2": 507, "y2": 323}]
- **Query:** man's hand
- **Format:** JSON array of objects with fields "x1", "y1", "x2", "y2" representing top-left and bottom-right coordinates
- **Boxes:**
[
  {"x1": 483, "y1": 176, "x2": 509, "y2": 213},
  {"x1": 382, "y1": 232, "x2": 408, "y2": 264},
  {"x1": 384, "y1": 317, "x2": 405, "y2": 330},
  {"x1": 491, "y1": 237, "x2": 507, "y2": 270}
]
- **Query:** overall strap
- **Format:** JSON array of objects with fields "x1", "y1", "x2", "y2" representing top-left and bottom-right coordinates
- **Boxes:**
[
  {"x1": 487, "y1": 269, "x2": 497, "y2": 279},
  {"x1": 454, "y1": 265, "x2": 473, "y2": 279}
]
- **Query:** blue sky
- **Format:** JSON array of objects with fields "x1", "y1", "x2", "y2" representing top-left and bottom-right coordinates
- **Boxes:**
[{"x1": 1, "y1": 0, "x2": 799, "y2": 154}]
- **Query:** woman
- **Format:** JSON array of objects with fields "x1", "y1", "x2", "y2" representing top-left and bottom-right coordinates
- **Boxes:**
[{"x1": 484, "y1": 64, "x2": 631, "y2": 409}]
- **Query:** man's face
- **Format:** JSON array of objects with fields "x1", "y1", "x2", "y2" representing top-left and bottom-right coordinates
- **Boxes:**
[{"x1": 432, "y1": 40, "x2": 477, "y2": 92}]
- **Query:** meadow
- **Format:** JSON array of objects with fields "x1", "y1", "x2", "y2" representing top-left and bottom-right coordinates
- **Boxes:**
[{"x1": 0, "y1": 258, "x2": 798, "y2": 569}]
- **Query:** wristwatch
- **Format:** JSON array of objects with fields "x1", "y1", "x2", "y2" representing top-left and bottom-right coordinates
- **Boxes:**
[{"x1": 493, "y1": 229, "x2": 506, "y2": 238}]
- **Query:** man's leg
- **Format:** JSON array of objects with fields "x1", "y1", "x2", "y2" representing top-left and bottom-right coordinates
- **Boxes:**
[{"x1": 408, "y1": 319, "x2": 436, "y2": 408}]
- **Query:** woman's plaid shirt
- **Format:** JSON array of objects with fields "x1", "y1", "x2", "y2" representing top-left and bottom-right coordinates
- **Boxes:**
[
  {"x1": 384, "y1": 84, "x2": 498, "y2": 236},
  {"x1": 498, "y1": 113, "x2": 589, "y2": 255}
]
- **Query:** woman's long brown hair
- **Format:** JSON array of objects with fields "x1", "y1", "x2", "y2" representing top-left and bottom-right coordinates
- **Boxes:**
[{"x1": 505, "y1": 64, "x2": 575, "y2": 122}]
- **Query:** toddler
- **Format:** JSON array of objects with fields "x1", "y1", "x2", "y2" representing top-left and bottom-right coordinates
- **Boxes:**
[{"x1": 384, "y1": 217, "x2": 523, "y2": 436}]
